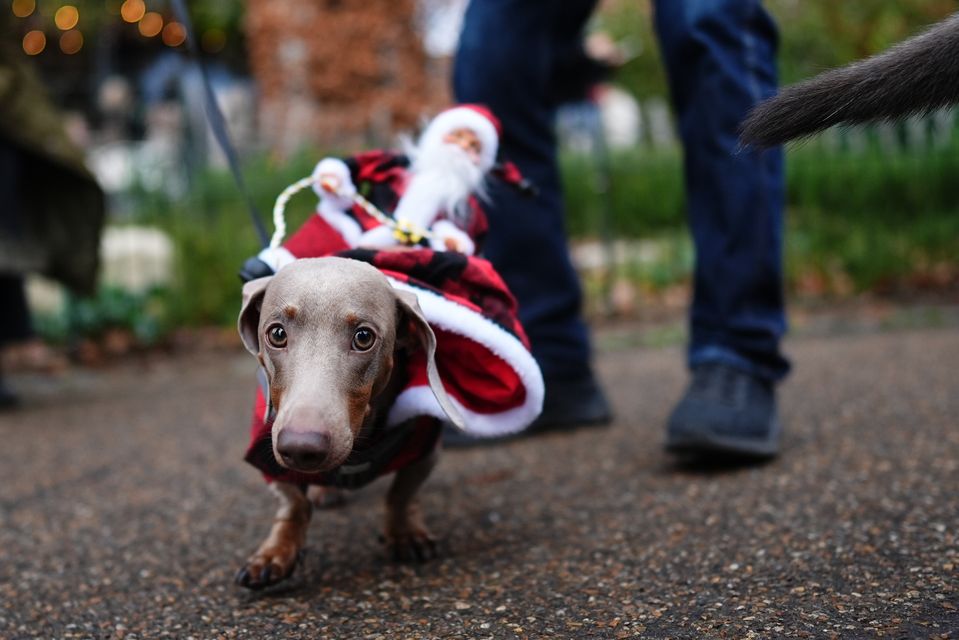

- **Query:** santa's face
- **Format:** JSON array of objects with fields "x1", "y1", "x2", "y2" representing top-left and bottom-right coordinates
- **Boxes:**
[
  {"x1": 442, "y1": 128, "x2": 483, "y2": 166},
  {"x1": 397, "y1": 126, "x2": 487, "y2": 227}
]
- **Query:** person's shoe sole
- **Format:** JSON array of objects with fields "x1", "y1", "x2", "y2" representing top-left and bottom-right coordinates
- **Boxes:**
[{"x1": 665, "y1": 416, "x2": 781, "y2": 460}]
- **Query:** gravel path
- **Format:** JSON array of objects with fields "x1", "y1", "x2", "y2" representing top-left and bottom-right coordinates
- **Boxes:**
[{"x1": 1, "y1": 324, "x2": 956, "y2": 639}]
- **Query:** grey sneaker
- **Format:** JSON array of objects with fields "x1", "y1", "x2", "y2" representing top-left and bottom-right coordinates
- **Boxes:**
[{"x1": 666, "y1": 363, "x2": 781, "y2": 460}]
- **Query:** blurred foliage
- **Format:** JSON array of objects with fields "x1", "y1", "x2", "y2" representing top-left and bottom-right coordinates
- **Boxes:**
[
  {"x1": 593, "y1": 0, "x2": 959, "y2": 100},
  {"x1": 35, "y1": 285, "x2": 169, "y2": 346},
  {"x1": 27, "y1": 0, "x2": 244, "y2": 34},
  {"x1": 13, "y1": 0, "x2": 248, "y2": 72},
  {"x1": 572, "y1": 0, "x2": 959, "y2": 301},
  {"x1": 132, "y1": 149, "x2": 325, "y2": 327},
  {"x1": 114, "y1": 130, "x2": 959, "y2": 332},
  {"x1": 563, "y1": 132, "x2": 959, "y2": 294},
  {"x1": 36, "y1": 0, "x2": 959, "y2": 335}
]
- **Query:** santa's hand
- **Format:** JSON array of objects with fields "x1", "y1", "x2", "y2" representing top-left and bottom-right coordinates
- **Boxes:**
[
  {"x1": 311, "y1": 158, "x2": 356, "y2": 210},
  {"x1": 429, "y1": 220, "x2": 475, "y2": 256},
  {"x1": 317, "y1": 174, "x2": 341, "y2": 194},
  {"x1": 357, "y1": 225, "x2": 400, "y2": 250}
]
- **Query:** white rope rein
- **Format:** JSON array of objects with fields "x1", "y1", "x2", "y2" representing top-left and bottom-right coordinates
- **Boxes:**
[
  {"x1": 269, "y1": 176, "x2": 314, "y2": 249},
  {"x1": 270, "y1": 176, "x2": 433, "y2": 249}
]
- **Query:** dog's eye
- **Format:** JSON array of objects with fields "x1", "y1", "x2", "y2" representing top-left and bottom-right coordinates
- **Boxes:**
[
  {"x1": 352, "y1": 327, "x2": 376, "y2": 351},
  {"x1": 266, "y1": 324, "x2": 287, "y2": 348}
]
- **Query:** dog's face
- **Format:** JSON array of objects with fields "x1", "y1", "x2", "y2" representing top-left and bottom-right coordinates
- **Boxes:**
[{"x1": 238, "y1": 257, "x2": 462, "y2": 474}]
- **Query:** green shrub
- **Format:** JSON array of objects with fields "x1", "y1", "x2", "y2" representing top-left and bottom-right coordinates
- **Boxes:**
[
  {"x1": 563, "y1": 136, "x2": 959, "y2": 293},
  {"x1": 34, "y1": 285, "x2": 170, "y2": 346},
  {"x1": 134, "y1": 150, "x2": 324, "y2": 327},
  {"x1": 562, "y1": 148, "x2": 685, "y2": 238}
]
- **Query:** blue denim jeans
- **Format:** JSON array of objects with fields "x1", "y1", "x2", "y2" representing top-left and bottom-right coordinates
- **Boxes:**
[{"x1": 455, "y1": 0, "x2": 789, "y2": 383}]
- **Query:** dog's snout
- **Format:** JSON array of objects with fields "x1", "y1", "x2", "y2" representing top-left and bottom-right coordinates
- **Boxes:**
[{"x1": 276, "y1": 430, "x2": 332, "y2": 471}]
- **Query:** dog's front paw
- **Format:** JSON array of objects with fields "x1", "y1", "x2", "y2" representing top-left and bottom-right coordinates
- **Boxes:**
[
  {"x1": 235, "y1": 544, "x2": 300, "y2": 590},
  {"x1": 382, "y1": 522, "x2": 438, "y2": 562}
]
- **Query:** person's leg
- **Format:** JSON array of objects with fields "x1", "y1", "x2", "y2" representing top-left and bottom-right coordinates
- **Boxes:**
[
  {"x1": 0, "y1": 143, "x2": 28, "y2": 409},
  {"x1": 453, "y1": 0, "x2": 610, "y2": 432},
  {"x1": 0, "y1": 275, "x2": 32, "y2": 408},
  {"x1": 653, "y1": 0, "x2": 788, "y2": 458}
]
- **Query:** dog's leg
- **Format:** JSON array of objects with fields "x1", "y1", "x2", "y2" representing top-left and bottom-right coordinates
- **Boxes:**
[
  {"x1": 383, "y1": 450, "x2": 438, "y2": 562},
  {"x1": 235, "y1": 482, "x2": 311, "y2": 589},
  {"x1": 306, "y1": 485, "x2": 347, "y2": 509}
]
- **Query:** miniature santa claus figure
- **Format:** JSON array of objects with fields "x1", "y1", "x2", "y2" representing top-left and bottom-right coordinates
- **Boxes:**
[{"x1": 243, "y1": 104, "x2": 530, "y2": 280}]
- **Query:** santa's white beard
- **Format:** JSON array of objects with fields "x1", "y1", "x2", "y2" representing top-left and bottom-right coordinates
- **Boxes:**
[{"x1": 395, "y1": 139, "x2": 487, "y2": 227}]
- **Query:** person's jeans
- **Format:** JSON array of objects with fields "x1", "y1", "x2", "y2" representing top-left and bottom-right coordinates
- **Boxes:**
[
  {"x1": 654, "y1": 0, "x2": 789, "y2": 381},
  {"x1": 455, "y1": 0, "x2": 789, "y2": 384}
]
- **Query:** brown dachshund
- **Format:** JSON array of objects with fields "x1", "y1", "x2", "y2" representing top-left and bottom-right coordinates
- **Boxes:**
[{"x1": 234, "y1": 257, "x2": 465, "y2": 589}]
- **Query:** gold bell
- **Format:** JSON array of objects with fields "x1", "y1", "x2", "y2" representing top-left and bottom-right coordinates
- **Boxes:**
[{"x1": 392, "y1": 218, "x2": 424, "y2": 245}]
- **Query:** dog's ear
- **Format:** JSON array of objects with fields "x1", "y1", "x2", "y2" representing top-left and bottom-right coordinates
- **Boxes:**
[
  {"x1": 394, "y1": 288, "x2": 466, "y2": 431},
  {"x1": 238, "y1": 276, "x2": 272, "y2": 355}
]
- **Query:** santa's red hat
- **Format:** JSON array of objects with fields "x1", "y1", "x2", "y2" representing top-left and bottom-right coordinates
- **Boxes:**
[{"x1": 418, "y1": 104, "x2": 501, "y2": 172}]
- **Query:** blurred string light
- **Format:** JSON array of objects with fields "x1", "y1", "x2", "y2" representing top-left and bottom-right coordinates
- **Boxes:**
[
  {"x1": 12, "y1": 0, "x2": 36, "y2": 18},
  {"x1": 22, "y1": 29, "x2": 46, "y2": 55},
  {"x1": 54, "y1": 5, "x2": 79, "y2": 30},
  {"x1": 161, "y1": 21, "x2": 186, "y2": 47},
  {"x1": 11, "y1": 0, "x2": 207, "y2": 53},
  {"x1": 120, "y1": 0, "x2": 145, "y2": 23},
  {"x1": 60, "y1": 29, "x2": 83, "y2": 54},
  {"x1": 138, "y1": 11, "x2": 162, "y2": 36}
]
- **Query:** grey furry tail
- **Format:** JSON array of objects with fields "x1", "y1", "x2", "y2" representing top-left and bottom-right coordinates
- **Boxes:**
[{"x1": 740, "y1": 13, "x2": 959, "y2": 147}]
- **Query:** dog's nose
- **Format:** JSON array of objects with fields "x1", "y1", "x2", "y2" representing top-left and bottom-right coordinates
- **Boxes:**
[{"x1": 276, "y1": 430, "x2": 332, "y2": 471}]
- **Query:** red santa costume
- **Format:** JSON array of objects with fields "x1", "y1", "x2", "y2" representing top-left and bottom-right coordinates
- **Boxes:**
[{"x1": 245, "y1": 105, "x2": 544, "y2": 488}]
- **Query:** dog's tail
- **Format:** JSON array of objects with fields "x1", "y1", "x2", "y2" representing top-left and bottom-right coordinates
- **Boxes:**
[{"x1": 741, "y1": 13, "x2": 959, "y2": 147}]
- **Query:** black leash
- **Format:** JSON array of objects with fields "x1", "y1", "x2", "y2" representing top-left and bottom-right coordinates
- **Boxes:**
[{"x1": 169, "y1": 0, "x2": 270, "y2": 249}]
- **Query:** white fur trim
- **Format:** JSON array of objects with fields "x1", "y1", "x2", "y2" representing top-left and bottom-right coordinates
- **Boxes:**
[
  {"x1": 419, "y1": 107, "x2": 499, "y2": 172},
  {"x1": 257, "y1": 246, "x2": 297, "y2": 272},
  {"x1": 385, "y1": 278, "x2": 544, "y2": 437},
  {"x1": 316, "y1": 204, "x2": 363, "y2": 247}
]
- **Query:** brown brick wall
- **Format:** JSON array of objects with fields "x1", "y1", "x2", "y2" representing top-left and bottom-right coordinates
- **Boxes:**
[{"x1": 246, "y1": 0, "x2": 450, "y2": 154}]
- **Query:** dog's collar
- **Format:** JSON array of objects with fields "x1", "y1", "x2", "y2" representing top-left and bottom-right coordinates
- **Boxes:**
[{"x1": 247, "y1": 417, "x2": 440, "y2": 490}]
